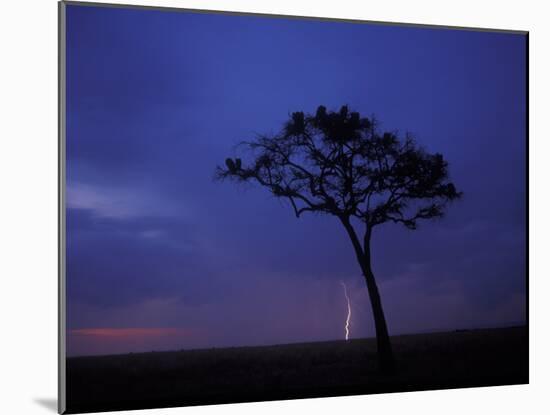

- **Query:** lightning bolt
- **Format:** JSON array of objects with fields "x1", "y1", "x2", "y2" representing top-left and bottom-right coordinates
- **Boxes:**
[{"x1": 341, "y1": 281, "x2": 351, "y2": 341}]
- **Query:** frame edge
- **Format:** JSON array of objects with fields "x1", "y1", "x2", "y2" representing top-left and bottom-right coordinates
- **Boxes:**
[{"x1": 58, "y1": 1, "x2": 67, "y2": 413}]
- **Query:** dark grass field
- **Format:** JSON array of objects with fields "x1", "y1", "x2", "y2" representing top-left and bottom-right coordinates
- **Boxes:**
[{"x1": 65, "y1": 326, "x2": 528, "y2": 414}]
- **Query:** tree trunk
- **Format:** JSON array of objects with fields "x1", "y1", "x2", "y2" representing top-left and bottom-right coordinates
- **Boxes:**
[
  {"x1": 362, "y1": 258, "x2": 395, "y2": 373},
  {"x1": 340, "y1": 218, "x2": 395, "y2": 373}
]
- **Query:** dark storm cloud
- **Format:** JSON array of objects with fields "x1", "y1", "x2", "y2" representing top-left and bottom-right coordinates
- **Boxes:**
[
  {"x1": 66, "y1": 207, "x2": 225, "y2": 308},
  {"x1": 65, "y1": 4, "x2": 526, "y2": 355}
]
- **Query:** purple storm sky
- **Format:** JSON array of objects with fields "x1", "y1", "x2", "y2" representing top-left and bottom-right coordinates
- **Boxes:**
[{"x1": 65, "y1": 5, "x2": 527, "y2": 356}]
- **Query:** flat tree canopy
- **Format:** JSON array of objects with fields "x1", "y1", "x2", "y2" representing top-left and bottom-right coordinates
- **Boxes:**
[{"x1": 217, "y1": 105, "x2": 461, "y2": 230}]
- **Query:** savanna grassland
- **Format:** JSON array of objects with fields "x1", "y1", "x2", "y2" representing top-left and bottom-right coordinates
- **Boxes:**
[{"x1": 66, "y1": 326, "x2": 528, "y2": 413}]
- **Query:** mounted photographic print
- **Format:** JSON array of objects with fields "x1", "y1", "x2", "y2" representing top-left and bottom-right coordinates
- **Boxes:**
[{"x1": 58, "y1": 1, "x2": 528, "y2": 413}]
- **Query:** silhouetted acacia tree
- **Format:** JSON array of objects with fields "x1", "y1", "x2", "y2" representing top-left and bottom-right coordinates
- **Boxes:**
[{"x1": 216, "y1": 105, "x2": 461, "y2": 372}]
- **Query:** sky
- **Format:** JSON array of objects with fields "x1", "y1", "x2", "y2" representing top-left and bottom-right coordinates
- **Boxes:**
[{"x1": 65, "y1": 4, "x2": 527, "y2": 356}]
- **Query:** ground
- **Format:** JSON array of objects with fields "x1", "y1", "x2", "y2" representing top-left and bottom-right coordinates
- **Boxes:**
[{"x1": 65, "y1": 326, "x2": 528, "y2": 414}]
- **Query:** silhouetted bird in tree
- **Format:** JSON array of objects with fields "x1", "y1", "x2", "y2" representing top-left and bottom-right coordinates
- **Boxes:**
[{"x1": 216, "y1": 105, "x2": 462, "y2": 373}]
